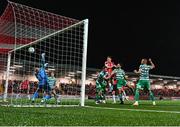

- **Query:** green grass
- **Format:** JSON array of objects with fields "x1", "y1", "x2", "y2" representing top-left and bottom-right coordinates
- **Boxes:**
[{"x1": 0, "y1": 100, "x2": 180, "y2": 126}]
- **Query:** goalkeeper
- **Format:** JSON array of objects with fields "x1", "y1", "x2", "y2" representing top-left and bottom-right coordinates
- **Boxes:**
[{"x1": 32, "y1": 53, "x2": 48, "y2": 102}]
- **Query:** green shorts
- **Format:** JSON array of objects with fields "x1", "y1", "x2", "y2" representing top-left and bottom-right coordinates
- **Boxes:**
[
  {"x1": 136, "y1": 80, "x2": 150, "y2": 90},
  {"x1": 96, "y1": 81, "x2": 106, "y2": 92},
  {"x1": 117, "y1": 79, "x2": 127, "y2": 89}
]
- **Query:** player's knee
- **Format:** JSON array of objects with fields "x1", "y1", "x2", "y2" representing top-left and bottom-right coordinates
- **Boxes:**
[
  {"x1": 135, "y1": 88, "x2": 140, "y2": 93},
  {"x1": 118, "y1": 89, "x2": 123, "y2": 93},
  {"x1": 149, "y1": 90, "x2": 153, "y2": 94}
]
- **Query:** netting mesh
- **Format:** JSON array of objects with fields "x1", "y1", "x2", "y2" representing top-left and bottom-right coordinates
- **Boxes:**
[{"x1": 0, "y1": 1, "x2": 88, "y2": 106}]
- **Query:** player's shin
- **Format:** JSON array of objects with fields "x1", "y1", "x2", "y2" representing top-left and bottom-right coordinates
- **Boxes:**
[
  {"x1": 112, "y1": 92, "x2": 116, "y2": 103},
  {"x1": 95, "y1": 91, "x2": 100, "y2": 102},
  {"x1": 149, "y1": 90, "x2": 156, "y2": 105},
  {"x1": 118, "y1": 92, "x2": 123, "y2": 104},
  {"x1": 135, "y1": 89, "x2": 140, "y2": 101},
  {"x1": 149, "y1": 90, "x2": 155, "y2": 101},
  {"x1": 122, "y1": 91, "x2": 126, "y2": 101},
  {"x1": 45, "y1": 94, "x2": 51, "y2": 100},
  {"x1": 133, "y1": 89, "x2": 139, "y2": 106},
  {"x1": 56, "y1": 95, "x2": 61, "y2": 103},
  {"x1": 32, "y1": 91, "x2": 38, "y2": 100}
]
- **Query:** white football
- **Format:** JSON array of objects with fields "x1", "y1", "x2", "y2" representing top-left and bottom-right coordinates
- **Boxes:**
[{"x1": 28, "y1": 47, "x2": 35, "y2": 53}]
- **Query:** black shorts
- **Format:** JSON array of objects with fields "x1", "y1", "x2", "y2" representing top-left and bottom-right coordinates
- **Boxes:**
[
  {"x1": 113, "y1": 84, "x2": 117, "y2": 91},
  {"x1": 39, "y1": 84, "x2": 51, "y2": 92}
]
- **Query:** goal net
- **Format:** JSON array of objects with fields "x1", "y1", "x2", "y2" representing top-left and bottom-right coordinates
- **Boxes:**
[{"x1": 0, "y1": 1, "x2": 88, "y2": 107}]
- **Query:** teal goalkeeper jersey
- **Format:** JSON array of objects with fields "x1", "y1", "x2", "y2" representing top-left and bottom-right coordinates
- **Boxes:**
[
  {"x1": 48, "y1": 76, "x2": 56, "y2": 88},
  {"x1": 114, "y1": 68, "x2": 125, "y2": 80},
  {"x1": 139, "y1": 64, "x2": 152, "y2": 80}
]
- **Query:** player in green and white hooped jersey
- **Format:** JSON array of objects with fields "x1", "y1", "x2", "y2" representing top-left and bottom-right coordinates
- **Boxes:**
[
  {"x1": 41, "y1": 71, "x2": 61, "y2": 103},
  {"x1": 111, "y1": 63, "x2": 127, "y2": 104},
  {"x1": 48, "y1": 71, "x2": 61, "y2": 103},
  {"x1": 95, "y1": 67, "x2": 108, "y2": 104},
  {"x1": 133, "y1": 58, "x2": 156, "y2": 106}
]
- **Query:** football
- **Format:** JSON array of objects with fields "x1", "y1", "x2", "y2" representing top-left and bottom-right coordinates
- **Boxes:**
[{"x1": 28, "y1": 47, "x2": 35, "y2": 53}]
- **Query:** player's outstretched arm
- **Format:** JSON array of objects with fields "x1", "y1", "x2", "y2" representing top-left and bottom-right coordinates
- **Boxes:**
[
  {"x1": 105, "y1": 70, "x2": 115, "y2": 79},
  {"x1": 41, "y1": 53, "x2": 45, "y2": 68},
  {"x1": 134, "y1": 69, "x2": 141, "y2": 74},
  {"x1": 104, "y1": 73, "x2": 111, "y2": 80},
  {"x1": 149, "y1": 58, "x2": 155, "y2": 69},
  {"x1": 125, "y1": 75, "x2": 128, "y2": 80},
  {"x1": 41, "y1": 53, "x2": 48, "y2": 68}
]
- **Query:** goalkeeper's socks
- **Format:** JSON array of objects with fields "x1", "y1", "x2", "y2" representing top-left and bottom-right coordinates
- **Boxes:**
[
  {"x1": 45, "y1": 95, "x2": 51, "y2": 100},
  {"x1": 32, "y1": 97, "x2": 34, "y2": 101},
  {"x1": 32, "y1": 92, "x2": 38, "y2": 99}
]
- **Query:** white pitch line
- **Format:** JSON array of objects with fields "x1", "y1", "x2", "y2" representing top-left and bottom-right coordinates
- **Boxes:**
[
  {"x1": 85, "y1": 106, "x2": 180, "y2": 114},
  {"x1": 1, "y1": 104, "x2": 79, "y2": 108}
]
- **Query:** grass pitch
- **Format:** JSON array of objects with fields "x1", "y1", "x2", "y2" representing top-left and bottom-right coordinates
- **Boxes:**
[{"x1": 0, "y1": 100, "x2": 180, "y2": 126}]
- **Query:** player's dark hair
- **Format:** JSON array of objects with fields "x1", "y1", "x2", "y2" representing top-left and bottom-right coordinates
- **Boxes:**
[
  {"x1": 48, "y1": 71, "x2": 55, "y2": 77},
  {"x1": 34, "y1": 68, "x2": 39, "y2": 73},
  {"x1": 116, "y1": 62, "x2": 123, "y2": 68},
  {"x1": 119, "y1": 62, "x2": 123, "y2": 67},
  {"x1": 102, "y1": 66, "x2": 106, "y2": 69}
]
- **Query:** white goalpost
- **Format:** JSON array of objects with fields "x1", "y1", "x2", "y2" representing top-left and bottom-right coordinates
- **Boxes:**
[{"x1": 0, "y1": 1, "x2": 88, "y2": 107}]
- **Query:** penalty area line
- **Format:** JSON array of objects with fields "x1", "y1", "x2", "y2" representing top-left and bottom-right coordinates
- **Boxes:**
[{"x1": 85, "y1": 106, "x2": 180, "y2": 114}]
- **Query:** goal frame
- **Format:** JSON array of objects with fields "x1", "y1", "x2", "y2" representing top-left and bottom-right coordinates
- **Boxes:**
[{"x1": 2, "y1": 1, "x2": 89, "y2": 106}]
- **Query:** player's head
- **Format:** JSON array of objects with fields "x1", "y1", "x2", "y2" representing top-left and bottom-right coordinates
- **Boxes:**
[
  {"x1": 107, "y1": 56, "x2": 112, "y2": 62},
  {"x1": 102, "y1": 66, "x2": 107, "y2": 71},
  {"x1": 141, "y1": 58, "x2": 148, "y2": 64},
  {"x1": 49, "y1": 71, "x2": 55, "y2": 77},
  {"x1": 116, "y1": 63, "x2": 122, "y2": 68},
  {"x1": 34, "y1": 68, "x2": 39, "y2": 73}
]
